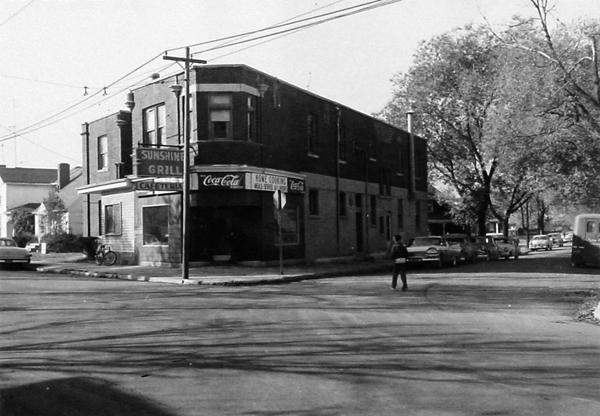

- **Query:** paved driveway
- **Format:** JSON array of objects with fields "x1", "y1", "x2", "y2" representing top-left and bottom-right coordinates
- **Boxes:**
[{"x1": 1, "y1": 246, "x2": 599, "y2": 415}]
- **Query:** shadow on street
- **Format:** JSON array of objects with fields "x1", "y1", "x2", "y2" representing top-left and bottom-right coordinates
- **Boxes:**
[{"x1": 0, "y1": 377, "x2": 175, "y2": 416}]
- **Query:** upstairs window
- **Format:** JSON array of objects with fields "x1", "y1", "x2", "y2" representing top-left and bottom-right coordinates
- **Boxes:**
[
  {"x1": 209, "y1": 94, "x2": 232, "y2": 140},
  {"x1": 247, "y1": 96, "x2": 257, "y2": 141},
  {"x1": 307, "y1": 114, "x2": 318, "y2": 155},
  {"x1": 98, "y1": 135, "x2": 108, "y2": 171},
  {"x1": 143, "y1": 104, "x2": 166, "y2": 146},
  {"x1": 379, "y1": 168, "x2": 391, "y2": 197}
]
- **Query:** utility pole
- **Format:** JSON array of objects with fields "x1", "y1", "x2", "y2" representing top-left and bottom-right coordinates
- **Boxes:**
[{"x1": 163, "y1": 48, "x2": 206, "y2": 280}]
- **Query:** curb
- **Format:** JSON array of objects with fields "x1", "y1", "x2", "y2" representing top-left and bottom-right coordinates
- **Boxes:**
[{"x1": 28, "y1": 263, "x2": 391, "y2": 286}]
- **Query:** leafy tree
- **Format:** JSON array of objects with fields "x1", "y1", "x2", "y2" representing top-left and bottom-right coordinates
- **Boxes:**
[
  {"x1": 9, "y1": 208, "x2": 34, "y2": 235},
  {"x1": 495, "y1": 1, "x2": 600, "y2": 209},
  {"x1": 378, "y1": 25, "x2": 531, "y2": 235},
  {"x1": 41, "y1": 191, "x2": 67, "y2": 235}
]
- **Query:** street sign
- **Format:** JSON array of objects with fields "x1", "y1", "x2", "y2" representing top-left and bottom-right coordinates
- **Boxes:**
[{"x1": 273, "y1": 190, "x2": 286, "y2": 209}]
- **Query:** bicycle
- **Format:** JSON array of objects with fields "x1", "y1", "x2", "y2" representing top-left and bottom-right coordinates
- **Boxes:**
[{"x1": 95, "y1": 243, "x2": 118, "y2": 266}]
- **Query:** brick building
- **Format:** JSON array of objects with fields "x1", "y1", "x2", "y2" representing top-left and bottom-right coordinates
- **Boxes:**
[{"x1": 78, "y1": 64, "x2": 428, "y2": 265}]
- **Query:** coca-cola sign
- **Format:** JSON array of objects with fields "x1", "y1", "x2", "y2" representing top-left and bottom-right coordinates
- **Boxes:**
[{"x1": 198, "y1": 173, "x2": 244, "y2": 189}]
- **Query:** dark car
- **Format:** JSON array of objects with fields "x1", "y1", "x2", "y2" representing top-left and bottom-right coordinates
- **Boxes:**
[
  {"x1": 548, "y1": 233, "x2": 564, "y2": 247},
  {"x1": 445, "y1": 233, "x2": 478, "y2": 263},
  {"x1": 0, "y1": 237, "x2": 32, "y2": 267},
  {"x1": 471, "y1": 236, "x2": 500, "y2": 261}
]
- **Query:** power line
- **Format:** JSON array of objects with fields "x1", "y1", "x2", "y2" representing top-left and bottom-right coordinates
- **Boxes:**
[
  {"x1": 207, "y1": 0, "x2": 403, "y2": 60},
  {"x1": 0, "y1": 0, "x2": 37, "y2": 29},
  {"x1": 1, "y1": 0, "x2": 404, "y2": 141}
]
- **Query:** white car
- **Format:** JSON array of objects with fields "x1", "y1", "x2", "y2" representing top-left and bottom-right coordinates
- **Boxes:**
[
  {"x1": 0, "y1": 237, "x2": 32, "y2": 266},
  {"x1": 529, "y1": 235, "x2": 553, "y2": 251}
]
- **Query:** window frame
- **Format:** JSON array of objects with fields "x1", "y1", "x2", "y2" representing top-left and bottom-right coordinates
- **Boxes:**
[
  {"x1": 142, "y1": 103, "x2": 166, "y2": 146},
  {"x1": 142, "y1": 204, "x2": 170, "y2": 246},
  {"x1": 208, "y1": 93, "x2": 233, "y2": 140},
  {"x1": 104, "y1": 203, "x2": 122, "y2": 236},
  {"x1": 98, "y1": 135, "x2": 108, "y2": 171},
  {"x1": 370, "y1": 195, "x2": 377, "y2": 226},
  {"x1": 247, "y1": 96, "x2": 257, "y2": 142}
]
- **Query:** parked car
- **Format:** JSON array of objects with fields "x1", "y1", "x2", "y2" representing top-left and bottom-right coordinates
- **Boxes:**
[
  {"x1": 0, "y1": 237, "x2": 32, "y2": 267},
  {"x1": 471, "y1": 236, "x2": 500, "y2": 261},
  {"x1": 563, "y1": 231, "x2": 573, "y2": 243},
  {"x1": 548, "y1": 232, "x2": 564, "y2": 247},
  {"x1": 445, "y1": 233, "x2": 478, "y2": 263},
  {"x1": 529, "y1": 235, "x2": 553, "y2": 251},
  {"x1": 491, "y1": 235, "x2": 521, "y2": 259},
  {"x1": 407, "y1": 236, "x2": 462, "y2": 268}
]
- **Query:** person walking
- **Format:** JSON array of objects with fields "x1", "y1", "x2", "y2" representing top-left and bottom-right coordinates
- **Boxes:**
[{"x1": 391, "y1": 234, "x2": 408, "y2": 291}]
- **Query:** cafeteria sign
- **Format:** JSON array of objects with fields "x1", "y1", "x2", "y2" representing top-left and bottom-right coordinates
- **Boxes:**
[{"x1": 136, "y1": 148, "x2": 183, "y2": 177}]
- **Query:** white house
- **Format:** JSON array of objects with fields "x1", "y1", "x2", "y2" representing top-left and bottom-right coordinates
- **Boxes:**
[{"x1": 0, "y1": 164, "x2": 82, "y2": 238}]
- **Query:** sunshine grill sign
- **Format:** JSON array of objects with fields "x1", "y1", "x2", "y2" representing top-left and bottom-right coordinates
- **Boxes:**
[{"x1": 136, "y1": 148, "x2": 184, "y2": 177}]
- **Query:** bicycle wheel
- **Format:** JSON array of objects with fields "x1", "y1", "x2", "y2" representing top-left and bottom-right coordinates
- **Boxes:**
[
  {"x1": 95, "y1": 254, "x2": 104, "y2": 266},
  {"x1": 104, "y1": 250, "x2": 117, "y2": 266}
]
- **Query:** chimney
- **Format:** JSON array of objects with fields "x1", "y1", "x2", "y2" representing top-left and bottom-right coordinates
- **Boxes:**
[{"x1": 58, "y1": 163, "x2": 70, "y2": 190}]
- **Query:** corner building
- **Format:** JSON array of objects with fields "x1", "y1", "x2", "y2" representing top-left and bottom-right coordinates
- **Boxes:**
[{"x1": 79, "y1": 64, "x2": 428, "y2": 266}]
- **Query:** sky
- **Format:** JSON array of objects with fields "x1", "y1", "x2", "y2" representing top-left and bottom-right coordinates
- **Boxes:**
[{"x1": 0, "y1": 0, "x2": 598, "y2": 169}]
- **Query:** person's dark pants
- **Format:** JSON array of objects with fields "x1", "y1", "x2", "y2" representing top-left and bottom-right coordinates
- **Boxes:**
[{"x1": 392, "y1": 263, "x2": 407, "y2": 289}]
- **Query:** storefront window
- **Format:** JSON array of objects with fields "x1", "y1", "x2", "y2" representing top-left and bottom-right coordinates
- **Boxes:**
[
  {"x1": 275, "y1": 206, "x2": 299, "y2": 245},
  {"x1": 143, "y1": 205, "x2": 169, "y2": 245}
]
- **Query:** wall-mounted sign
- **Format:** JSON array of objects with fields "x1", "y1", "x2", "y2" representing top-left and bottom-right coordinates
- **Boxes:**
[
  {"x1": 192, "y1": 171, "x2": 305, "y2": 193},
  {"x1": 136, "y1": 181, "x2": 183, "y2": 192},
  {"x1": 197, "y1": 173, "x2": 245, "y2": 189},
  {"x1": 288, "y1": 178, "x2": 305, "y2": 194},
  {"x1": 136, "y1": 148, "x2": 184, "y2": 177},
  {"x1": 248, "y1": 173, "x2": 288, "y2": 192}
]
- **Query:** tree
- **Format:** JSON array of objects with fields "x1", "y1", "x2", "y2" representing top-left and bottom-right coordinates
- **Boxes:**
[
  {"x1": 9, "y1": 208, "x2": 34, "y2": 235},
  {"x1": 378, "y1": 25, "x2": 527, "y2": 235},
  {"x1": 495, "y1": 1, "x2": 600, "y2": 209},
  {"x1": 41, "y1": 191, "x2": 67, "y2": 235}
]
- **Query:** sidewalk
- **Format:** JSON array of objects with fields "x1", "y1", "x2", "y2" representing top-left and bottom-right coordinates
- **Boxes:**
[{"x1": 26, "y1": 252, "x2": 392, "y2": 286}]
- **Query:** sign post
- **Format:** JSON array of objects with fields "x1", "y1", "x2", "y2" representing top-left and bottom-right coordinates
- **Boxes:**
[{"x1": 273, "y1": 190, "x2": 286, "y2": 275}]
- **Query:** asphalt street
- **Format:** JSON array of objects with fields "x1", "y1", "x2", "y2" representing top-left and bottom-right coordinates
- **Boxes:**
[{"x1": 0, "y1": 246, "x2": 599, "y2": 416}]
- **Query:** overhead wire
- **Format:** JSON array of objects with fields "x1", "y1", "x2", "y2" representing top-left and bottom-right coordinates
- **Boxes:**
[
  {"x1": 0, "y1": 0, "x2": 37, "y2": 29},
  {"x1": 0, "y1": 0, "x2": 403, "y2": 142}
]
